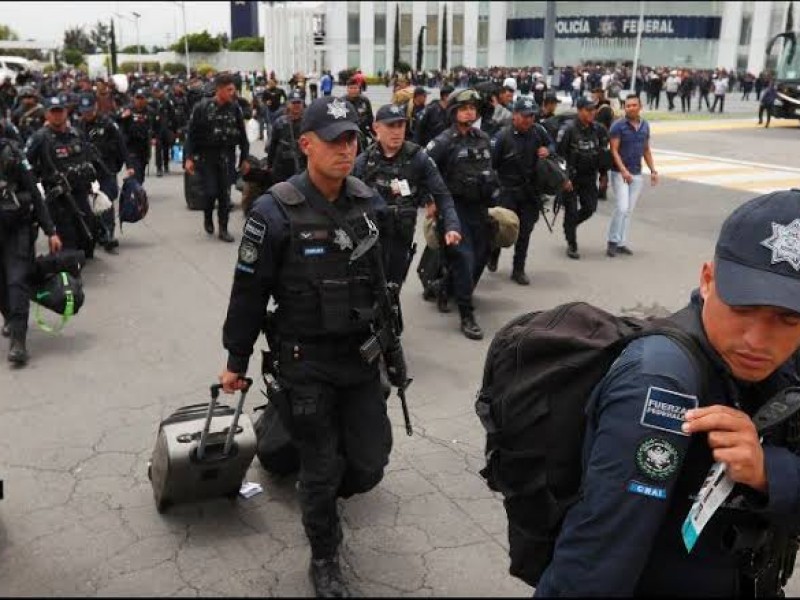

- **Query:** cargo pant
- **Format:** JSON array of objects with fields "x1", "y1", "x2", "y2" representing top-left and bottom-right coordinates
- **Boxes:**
[
  {"x1": 276, "y1": 339, "x2": 392, "y2": 559},
  {"x1": 0, "y1": 222, "x2": 33, "y2": 338}
]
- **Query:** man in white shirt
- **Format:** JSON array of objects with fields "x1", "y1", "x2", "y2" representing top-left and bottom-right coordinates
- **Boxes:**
[{"x1": 711, "y1": 74, "x2": 729, "y2": 113}]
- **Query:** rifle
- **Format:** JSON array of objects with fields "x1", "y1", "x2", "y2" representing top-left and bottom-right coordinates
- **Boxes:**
[
  {"x1": 350, "y1": 214, "x2": 414, "y2": 436},
  {"x1": 40, "y1": 140, "x2": 94, "y2": 246}
]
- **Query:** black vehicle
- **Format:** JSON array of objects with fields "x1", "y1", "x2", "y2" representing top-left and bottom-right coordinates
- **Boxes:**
[{"x1": 766, "y1": 31, "x2": 800, "y2": 120}]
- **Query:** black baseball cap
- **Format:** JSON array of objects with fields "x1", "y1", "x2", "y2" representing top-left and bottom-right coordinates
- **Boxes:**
[
  {"x1": 288, "y1": 90, "x2": 304, "y2": 103},
  {"x1": 543, "y1": 92, "x2": 560, "y2": 104},
  {"x1": 300, "y1": 96, "x2": 360, "y2": 141},
  {"x1": 440, "y1": 84, "x2": 454, "y2": 97},
  {"x1": 77, "y1": 93, "x2": 96, "y2": 114},
  {"x1": 375, "y1": 104, "x2": 407, "y2": 124},
  {"x1": 44, "y1": 96, "x2": 66, "y2": 111},
  {"x1": 576, "y1": 97, "x2": 597, "y2": 110},
  {"x1": 513, "y1": 97, "x2": 538, "y2": 116},
  {"x1": 133, "y1": 88, "x2": 147, "y2": 97},
  {"x1": 715, "y1": 189, "x2": 800, "y2": 314},
  {"x1": 414, "y1": 86, "x2": 427, "y2": 97}
]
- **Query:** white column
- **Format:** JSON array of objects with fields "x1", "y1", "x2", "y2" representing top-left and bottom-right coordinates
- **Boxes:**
[
  {"x1": 747, "y1": 1, "x2": 774, "y2": 74},
  {"x1": 263, "y1": 2, "x2": 272, "y2": 75},
  {"x1": 386, "y1": 1, "x2": 397, "y2": 73},
  {"x1": 446, "y1": 1, "x2": 453, "y2": 71},
  {"x1": 463, "y1": 0, "x2": 478, "y2": 67},
  {"x1": 717, "y1": 1, "x2": 743, "y2": 71},
  {"x1": 326, "y1": 2, "x2": 348, "y2": 77},
  {"x1": 360, "y1": 1, "x2": 375, "y2": 74},
  {"x1": 412, "y1": 0, "x2": 427, "y2": 70},
  {"x1": 487, "y1": 1, "x2": 506, "y2": 67}
]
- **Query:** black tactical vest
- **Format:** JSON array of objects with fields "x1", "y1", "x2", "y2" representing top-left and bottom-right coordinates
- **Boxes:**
[
  {"x1": 444, "y1": 129, "x2": 492, "y2": 203},
  {"x1": 128, "y1": 108, "x2": 152, "y2": 143},
  {"x1": 273, "y1": 176, "x2": 377, "y2": 340},
  {"x1": 272, "y1": 117, "x2": 305, "y2": 176},
  {"x1": 203, "y1": 100, "x2": 241, "y2": 148},
  {"x1": 362, "y1": 142, "x2": 420, "y2": 210},
  {"x1": 0, "y1": 140, "x2": 32, "y2": 224},
  {"x1": 172, "y1": 95, "x2": 188, "y2": 128},
  {"x1": 44, "y1": 127, "x2": 95, "y2": 192},
  {"x1": 82, "y1": 116, "x2": 118, "y2": 168}
]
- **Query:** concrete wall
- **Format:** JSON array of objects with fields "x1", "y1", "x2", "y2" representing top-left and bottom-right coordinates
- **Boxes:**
[{"x1": 86, "y1": 50, "x2": 265, "y2": 77}]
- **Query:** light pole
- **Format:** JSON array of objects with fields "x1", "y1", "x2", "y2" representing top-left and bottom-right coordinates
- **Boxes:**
[
  {"x1": 171, "y1": 1, "x2": 191, "y2": 78},
  {"x1": 631, "y1": 1, "x2": 646, "y2": 95},
  {"x1": 132, "y1": 11, "x2": 142, "y2": 73}
]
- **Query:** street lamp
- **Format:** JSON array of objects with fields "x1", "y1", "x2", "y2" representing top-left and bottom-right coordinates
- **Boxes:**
[
  {"x1": 171, "y1": 1, "x2": 191, "y2": 78},
  {"x1": 132, "y1": 11, "x2": 142, "y2": 73}
]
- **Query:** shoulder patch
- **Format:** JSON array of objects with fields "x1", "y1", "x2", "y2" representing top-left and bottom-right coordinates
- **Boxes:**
[
  {"x1": 640, "y1": 386, "x2": 698, "y2": 436},
  {"x1": 426, "y1": 140, "x2": 436, "y2": 152},
  {"x1": 635, "y1": 437, "x2": 681, "y2": 481},
  {"x1": 243, "y1": 216, "x2": 267, "y2": 245}
]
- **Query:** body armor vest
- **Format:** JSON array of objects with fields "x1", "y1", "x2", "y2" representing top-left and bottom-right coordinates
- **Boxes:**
[
  {"x1": 444, "y1": 129, "x2": 492, "y2": 203},
  {"x1": 127, "y1": 108, "x2": 152, "y2": 144},
  {"x1": 202, "y1": 100, "x2": 241, "y2": 149},
  {"x1": 44, "y1": 127, "x2": 95, "y2": 193},
  {"x1": 273, "y1": 177, "x2": 376, "y2": 340},
  {"x1": 0, "y1": 141, "x2": 33, "y2": 224},
  {"x1": 14, "y1": 104, "x2": 44, "y2": 142},
  {"x1": 566, "y1": 122, "x2": 602, "y2": 177},
  {"x1": 82, "y1": 116, "x2": 119, "y2": 169},
  {"x1": 272, "y1": 117, "x2": 305, "y2": 178},
  {"x1": 172, "y1": 95, "x2": 188, "y2": 129},
  {"x1": 495, "y1": 125, "x2": 543, "y2": 190}
]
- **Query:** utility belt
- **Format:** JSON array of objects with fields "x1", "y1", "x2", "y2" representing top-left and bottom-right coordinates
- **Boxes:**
[{"x1": 277, "y1": 338, "x2": 368, "y2": 364}]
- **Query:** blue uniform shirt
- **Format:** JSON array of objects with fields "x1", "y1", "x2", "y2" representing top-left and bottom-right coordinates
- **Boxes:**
[{"x1": 608, "y1": 117, "x2": 650, "y2": 175}]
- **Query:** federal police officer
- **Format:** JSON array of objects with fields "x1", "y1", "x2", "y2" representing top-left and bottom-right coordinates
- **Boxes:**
[
  {"x1": 407, "y1": 87, "x2": 427, "y2": 142},
  {"x1": 184, "y1": 73, "x2": 250, "y2": 242},
  {"x1": 169, "y1": 81, "x2": 190, "y2": 147},
  {"x1": 118, "y1": 89, "x2": 155, "y2": 184},
  {"x1": 426, "y1": 89, "x2": 497, "y2": 340},
  {"x1": 536, "y1": 189, "x2": 800, "y2": 597},
  {"x1": 265, "y1": 90, "x2": 306, "y2": 185},
  {"x1": 220, "y1": 96, "x2": 393, "y2": 597},
  {"x1": 353, "y1": 103, "x2": 462, "y2": 286},
  {"x1": 150, "y1": 83, "x2": 176, "y2": 177},
  {"x1": 415, "y1": 84, "x2": 453, "y2": 148},
  {"x1": 557, "y1": 97, "x2": 610, "y2": 260},
  {"x1": 26, "y1": 96, "x2": 98, "y2": 257},
  {"x1": 0, "y1": 133, "x2": 62, "y2": 365},
  {"x1": 77, "y1": 93, "x2": 134, "y2": 253},
  {"x1": 10, "y1": 86, "x2": 45, "y2": 143},
  {"x1": 488, "y1": 97, "x2": 554, "y2": 285},
  {"x1": 343, "y1": 77, "x2": 373, "y2": 148}
]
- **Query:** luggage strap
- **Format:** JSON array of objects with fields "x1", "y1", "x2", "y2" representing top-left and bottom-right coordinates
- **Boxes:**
[{"x1": 33, "y1": 272, "x2": 75, "y2": 334}]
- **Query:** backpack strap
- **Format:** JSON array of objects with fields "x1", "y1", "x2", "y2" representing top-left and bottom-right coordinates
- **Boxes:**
[{"x1": 33, "y1": 272, "x2": 76, "y2": 334}]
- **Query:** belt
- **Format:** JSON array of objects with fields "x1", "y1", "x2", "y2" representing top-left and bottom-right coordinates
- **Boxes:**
[{"x1": 279, "y1": 339, "x2": 366, "y2": 363}]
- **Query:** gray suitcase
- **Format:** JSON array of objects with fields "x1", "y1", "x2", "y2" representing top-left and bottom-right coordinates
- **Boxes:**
[{"x1": 148, "y1": 379, "x2": 257, "y2": 513}]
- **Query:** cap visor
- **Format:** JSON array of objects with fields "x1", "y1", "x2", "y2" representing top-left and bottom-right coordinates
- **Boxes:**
[
  {"x1": 716, "y1": 258, "x2": 800, "y2": 314},
  {"x1": 378, "y1": 116, "x2": 407, "y2": 124},
  {"x1": 316, "y1": 120, "x2": 360, "y2": 142}
]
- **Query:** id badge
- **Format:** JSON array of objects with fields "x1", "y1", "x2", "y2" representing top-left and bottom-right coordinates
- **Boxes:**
[
  {"x1": 397, "y1": 179, "x2": 412, "y2": 197},
  {"x1": 681, "y1": 461, "x2": 735, "y2": 553}
]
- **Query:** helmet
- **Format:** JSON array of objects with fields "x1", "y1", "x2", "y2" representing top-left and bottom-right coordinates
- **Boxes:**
[
  {"x1": 19, "y1": 86, "x2": 37, "y2": 98},
  {"x1": 446, "y1": 89, "x2": 481, "y2": 116}
]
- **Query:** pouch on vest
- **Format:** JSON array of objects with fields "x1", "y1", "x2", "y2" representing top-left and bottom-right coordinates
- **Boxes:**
[{"x1": 320, "y1": 279, "x2": 352, "y2": 333}]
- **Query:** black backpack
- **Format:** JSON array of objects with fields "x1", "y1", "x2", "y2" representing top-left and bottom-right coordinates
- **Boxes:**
[{"x1": 474, "y1": 302, "x2": 708, "y2": 587}]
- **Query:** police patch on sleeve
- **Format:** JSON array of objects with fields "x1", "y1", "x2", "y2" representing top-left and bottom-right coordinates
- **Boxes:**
[
  {"x1": 640, "y1": 386, "x2": 698, "y2": 436},
  {"x1": 627, "y1": 480, "x2": 668, "y2": 500},
  {"x1": 426, "y1": 140, "x2": 436, "y2": 152},
  {"x1": 238, "y1": 240, "x2": 258, "y2": 264},
  {"x1": 635, "y1": 437, "x2": 681, "y2": 481},
  {"x1": 243, "y1": 216, "x2": 266, "y2": 245}
]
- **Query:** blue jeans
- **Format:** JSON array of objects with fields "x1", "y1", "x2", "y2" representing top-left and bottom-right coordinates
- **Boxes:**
[
  {"x1": 607, "y1": 171, "x2": 644, "y2": 247},
  {"x1": 445, "y1": 202, "x2": 489, "y2": 312}
]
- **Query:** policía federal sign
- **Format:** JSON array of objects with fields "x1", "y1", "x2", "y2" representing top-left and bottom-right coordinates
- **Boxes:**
[{"x1": 507, "y1": 15, "x2": 722, "y2": 40}]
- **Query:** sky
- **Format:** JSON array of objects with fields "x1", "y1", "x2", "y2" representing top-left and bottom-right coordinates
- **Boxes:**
[{"x1": 2, "y1": 1, "x2": 268, "y2": 49}]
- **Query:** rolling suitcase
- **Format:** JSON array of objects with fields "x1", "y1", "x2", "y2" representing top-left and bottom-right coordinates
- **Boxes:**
[
  {"x1": 148, "y1": 379, "x2": 257, "y2": 513},
  {"x1": 184, "y1": 170, "x2": 206, "y2": 211}
]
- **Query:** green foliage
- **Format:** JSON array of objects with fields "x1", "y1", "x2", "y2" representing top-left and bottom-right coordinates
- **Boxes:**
[
  {"x1": 395, "y1": 60, "x2": 412, "y2": 74},
  {"x1": 43, "y1": 63, "x2": 57, "y2": 74},
  {"x1": 63, "y1": 48, "x2": 85, "y2": 67},
  {"x1": 195, "y1": 62, "x2": 216, "y2": 77},
  {"x1": 119, "y1": 60, "x2": 161, "y2": 73},
  {"x1": 172, "y1": 30, "x2": 222, "y2": 54},
  {"x1": 0, "y1": 24, "x2": 19, "y2": 41},
  {"x1": 364, "y1": 76, "x2": 384, "y2": 85},
  {"x1": 64, "y1": 26, "x2": 94, "y2": 54},
  {"x1": 121, "y1": 45, "x2": 149, "y2": 54},
  {"x1": 89, "y1": 21, "x2": 111, "y2": 51},
  {"x1": 228, "y1": 37, "x2": 264, "y2": 52},
  {"x1": 162, "y1": 62, "x2": 187, "y2": 74}
]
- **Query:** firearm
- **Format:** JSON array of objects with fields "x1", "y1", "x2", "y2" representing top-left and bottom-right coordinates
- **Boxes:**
[
  {"x1": 46, "y1": 172, "x2": 95, "y2": 246},
  {"x1": 350, "y1": 214, "x2": 413, "y2": 436},
  {"x1": 287, "y1": 119, "x2": 302, "y2": 175}
]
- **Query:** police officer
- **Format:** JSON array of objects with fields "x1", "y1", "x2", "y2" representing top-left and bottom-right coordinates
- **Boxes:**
[
  {"x1": 353, "y1": 103, "x2": 461, "y2": 286},
  {"x1": 0, "y1": 134, "x2": 62, "y2": 365},
  {"x1": 118, "y1": 89, "x2": 156, "y2": 184},
  {"x1": 426, "y1": 89, "x2": 497, "y2": 340},
  {"x1": 26, "y1": 96, "x2": 97, "y2": 257},
  {"x1": 184, "y1": 73, "x2": 250, "y2": 242},
  {"x1": 150, "y1": 83, "x2": 176, "y2": 177},
  {"x1": 536, "y1": 189, "x2": 800, "y2": 597},
  {"x1": 407, "y1": 87, "x2": 427, "y2": 142},
  {"x1": 537, "y1": 92, "x2": 561, "y2": 138},
  {"x1": 487, "y1": 98, "x2": 554, "y2": 285},
  {"x1": 220, "y1": 96, "x2": 392, "y2": 597},
  {"x1": 170, "y1": 81, "x2": 190, "y2": 147},
  {"x1": 343, "y1": 77, "x2": 373, "y2": 148},
  {"x1": 557, "y1": 97, "x2": 609, "y2": 260},
  {"x1": 265, "y1": 90, "x2": 306, "y2": 185},
  {"x1": 77, "y1": 93, "x2": 134, "y2": 253},
  {"x1": 10, "y1": 86, "x2": 45, "y2": 143},
  {"x1": 416, "y1": 84, "x2": 453, "y2": 147}
]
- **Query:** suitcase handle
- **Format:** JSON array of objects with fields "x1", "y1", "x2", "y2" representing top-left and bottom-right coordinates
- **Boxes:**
[{"x1": 198, "y1": 377, "x2": 253, "y2": 460}]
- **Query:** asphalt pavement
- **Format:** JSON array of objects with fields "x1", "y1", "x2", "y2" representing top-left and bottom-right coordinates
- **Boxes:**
[{"x1": 1, "y1": 100, "x2": 799, "y2": 596}]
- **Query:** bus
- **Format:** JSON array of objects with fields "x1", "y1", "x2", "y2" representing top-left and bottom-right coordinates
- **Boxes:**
[{"x1": 766, "y1": 31, "x2": 800, "y2": 120}]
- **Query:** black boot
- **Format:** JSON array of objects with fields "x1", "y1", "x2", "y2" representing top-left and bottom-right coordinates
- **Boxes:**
[
  {"x1": 203, "y1": 213, "x2": 214, "y2": 235},
  {"x1": 309, "y1": 556, "x2": 350, "y2": 598},
  {"x1": 567, "y1": 243, "x2": 580, "y2": 260},
  {"x1": 510, "y1": 270, "x2": 530, "y2": 285},
  {"x1": 8, "y1": 335, "x2": 28, "y2": 366},
  {"x1": 459, "y1": 308, "x2": 484, "y2": 340},
  {"x1": 156, "y1": 168, "x2": 163, "y2": 178},
  {"x1": 218, "y1": 222, "x2": 235, "y2": 243}
]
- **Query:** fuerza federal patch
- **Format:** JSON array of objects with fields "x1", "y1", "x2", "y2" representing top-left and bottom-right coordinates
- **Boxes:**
[
  {"x1": 640, "y1": 386, "x2": 698, "y2": 436},
  {"x1": 243, "y1": 217, "x2": 266, "y2": 245}
]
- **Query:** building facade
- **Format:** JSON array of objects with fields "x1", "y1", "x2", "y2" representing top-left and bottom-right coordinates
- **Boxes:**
[{"x1": 310, "y1": 1, "x2": 797, "y2": 76}]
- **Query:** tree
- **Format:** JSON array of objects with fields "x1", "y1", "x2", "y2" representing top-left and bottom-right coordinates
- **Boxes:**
[
  {"x1": 0, "y1": 24, "x2": 19, "y2": 41},
  {"x1": 171, "y1": 30, "x2": 222, "y2": 53},
  {"x1": 441, "y1": 5, "x2": 448, "y2": 71},
  {"x1": 151, "y1": 45, "x2": 166, "y2": 53},
  {"x1": 89, "y1": 20, "x2": 110, "y2": 52},
  {"x1": 216, "y1": 32, "x2": 229, "y2": 49},
  {"x1": 64, "y1": 26, "x2": 94, "y2": 54},
  {"x1": 109, "y1": 19, "x2": 117, "y2": 74},
  {"x1": 416, "y1": 26, "x2": 425, "y2": 72},
  {"x1": 229, "y1": 37, "x2": 264, "y2": 52},
  {"x1": 392, "y1": 4, "x2": 400, "y2": 72},
  {"x1": 787, "y1": 1, "x2": 795, "y2": 33},
  {"x1": 63, "y1": 48, "x2": 84, "y2": 67},
  {"x1": 121, "y1": 45, "x2": 149, "y2": 54}
]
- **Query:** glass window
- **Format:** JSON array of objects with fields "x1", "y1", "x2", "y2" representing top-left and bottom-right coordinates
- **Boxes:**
[
  {"x1": 375, "y1": 0, "x2": 386, "y2": 14},
  {"x1": 427, "y1": 0, "x2": 438, "y2": 15},
  {"x1": 348, "y1": 48, "x2": 360, "y2": 69},
  {"x1": 452, "y1": 14, "x2": 464, "y2": 46},
  {"x1": 348, "y1": 13, "x2": 360, "y2": 45},
  {"x1": 736, "y1": 53, "x2": 748, "y2": 71},
  {"x1": 451, "y1": 49, "x2": 463, "y2": 68},
  {"x1": 375, "y1": 49, "x2": 386, "y2": 72},
  {"x1": 427, "y1": 14, "x2": 438, "y2": 45},
  {"x1": 478, "y1": 0, "x2": 490, "y2": 17},
  {"x1": 478, "y1": 15, "x2": 489, "y2": 48},
  {"x1": 400, "y1": 13, "x2": 413, "y2": 46},
  {"x1": 739, "y1": 14, "x2": 752, "y2": 46},
  {"x1": 375, "y1": 13, "x2": 387, "y2": 45},
  {"x1": 427, "y1": 48, "x2": 439, "y2": 70},
  {"x1": 348, "y1": 0, "x2": 359, "y2": 14}
]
